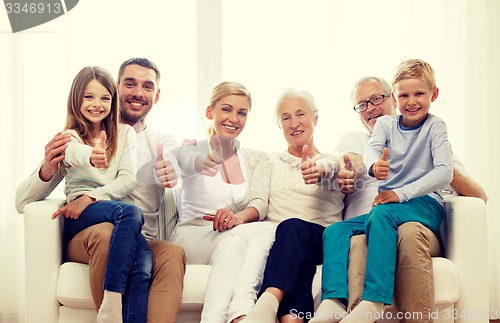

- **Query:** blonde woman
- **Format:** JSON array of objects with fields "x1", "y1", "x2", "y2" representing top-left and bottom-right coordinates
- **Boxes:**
[{"x1": 170, "y1": 82, "x2": 275, "y2": 323}]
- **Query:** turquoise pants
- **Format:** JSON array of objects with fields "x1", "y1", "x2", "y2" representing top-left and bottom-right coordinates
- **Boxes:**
[{"x1": 321, "y1": 195, "x2": 443, "y2": 305}]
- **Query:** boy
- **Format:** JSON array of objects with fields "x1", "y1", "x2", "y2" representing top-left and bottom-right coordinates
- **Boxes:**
[{"x1": 311, "y1": 59, "x2": 453, "y2": 323}]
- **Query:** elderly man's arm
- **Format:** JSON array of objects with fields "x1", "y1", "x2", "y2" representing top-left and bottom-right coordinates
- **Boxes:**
[
  {"x1": 336, "y1": 152, "x2": 366, "y2": 194},
  {"x1": 450, "y1": 168, "x2": 487, "y2": 202}
]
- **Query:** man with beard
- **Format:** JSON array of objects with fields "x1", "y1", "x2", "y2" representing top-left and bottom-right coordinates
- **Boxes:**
[{"x1": 16, "y1": 58, "x2": 186, "y2": 323}]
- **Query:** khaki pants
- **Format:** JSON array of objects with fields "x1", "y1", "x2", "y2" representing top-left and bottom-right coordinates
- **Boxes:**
[
  {"x1": 346, "y1": 222, "x2": 441, "y2": 323},
  {"x1": 67, "y1": 223, "x2": 186, "y2": 323}
]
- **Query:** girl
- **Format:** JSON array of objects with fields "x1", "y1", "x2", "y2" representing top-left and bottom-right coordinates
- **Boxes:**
[{"x1": 51, "y1": 66, "x2": 151, "y2": 323}]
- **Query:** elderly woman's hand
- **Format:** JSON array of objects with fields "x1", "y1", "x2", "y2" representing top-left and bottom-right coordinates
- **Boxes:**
[{"x1": 300, "y1": 144, "x2": 325, "y2": 184}]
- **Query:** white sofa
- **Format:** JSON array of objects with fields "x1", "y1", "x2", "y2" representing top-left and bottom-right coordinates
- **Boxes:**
[{"x1": 23, "y1": 196, "x2": 489, "y2": 323}]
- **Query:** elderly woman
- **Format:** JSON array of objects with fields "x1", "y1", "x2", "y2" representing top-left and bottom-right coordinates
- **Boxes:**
[
  {"x1": 242, "y1": 88, "x2": 344, "y2": 323},
  {"x1": 170, "y1": 81, "x2": 275, "y2": 323}
]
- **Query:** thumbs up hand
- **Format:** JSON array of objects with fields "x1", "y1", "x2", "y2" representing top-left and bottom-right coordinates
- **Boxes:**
[
  {"x1": 209, "y1": 135, "x2": 223, "y2": 164},
  {"x1": 155, "y1": 143, "x2": 178, "y2": 188},
  {"x1": 300, "y1": 144, "x2": 325, "y2": 184},
  {"x1": 198, "y1": 135, "x2": 223, "y2": 176},
  {"x1": 338, "y1": 154, "x2": 355, "y2": 193},
  {"x1": 371, "y1": 147, "x2": 389, "y2": 180},
  {"x1": 90, "y1": 130, "x2": 107, "y2": 169}
]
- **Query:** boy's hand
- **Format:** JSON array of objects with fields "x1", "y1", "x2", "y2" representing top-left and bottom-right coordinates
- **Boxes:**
[
  {"x1": 155, "y1": 143, "x2": 177, "y2": 188},
  {"x1": 51, "y1": 195, "x2": 94, "y2": 219},
  {"x1": 372, "y1": 190, "x2": 399, "y2": 206},
  {"x1": 338, "y1": 154, "x2": 355, "y2": 193},
  {"x1": 40, "y1": 132, "x2": 71, "y2": 181},
  {"x1": 91, "y1": 130, "x2": 107, "y2": 169},
  {"x1": 300, "y1": 144, "x2": 324, "y2": 184},
  {"x1": 372, "y1": 147, "x2": 389, "y2": 180}
]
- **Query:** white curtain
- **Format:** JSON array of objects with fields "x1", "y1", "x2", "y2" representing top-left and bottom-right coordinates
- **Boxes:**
[{"x1": 2, "y1": 0, "x2": 499, "y2": 321}]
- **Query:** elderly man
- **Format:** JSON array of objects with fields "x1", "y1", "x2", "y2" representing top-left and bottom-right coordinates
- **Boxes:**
[{"x1": 317, "y1": 76, "x2": 486, "y2": 322}]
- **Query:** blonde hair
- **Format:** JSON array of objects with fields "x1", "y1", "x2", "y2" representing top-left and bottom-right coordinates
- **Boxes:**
[
  {"x1": 64, "y1": 66, "x2": 119, "y2": 162},
  {"x1": 207, "y1": 81, "x2": 252, "y2": 137},
  {"x1": 392, "y1": 59, "x2": 437, "y2": 91},
  {"x1": 274, "y1": 88, "x2": 318, "y2": 125}
]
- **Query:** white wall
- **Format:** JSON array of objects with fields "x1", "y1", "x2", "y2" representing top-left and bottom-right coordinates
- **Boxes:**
[
  {"x1": 218, "y1": 3, "x2": 500, "y2": 313},
  {"x1": 1, "y1": 1, "x2": 198, "y2": 320},
  {"x1": 220, "y1": 0, "x2": 470, "y2": 154},
  {"x1": 2, "y1": 0, "x2": 499, "y2": 321}
]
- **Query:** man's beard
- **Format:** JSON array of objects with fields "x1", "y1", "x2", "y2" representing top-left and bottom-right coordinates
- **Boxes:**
[
  {"x1": 120, "y1": 109, "x2": 146, "y2": 123},
  {"x1": 120, "y1": 102, "x2": 152, "y2": 123}
]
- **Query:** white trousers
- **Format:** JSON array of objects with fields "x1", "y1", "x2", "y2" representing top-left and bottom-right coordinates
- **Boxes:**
[{"x1": 170, "y1": 220, "x2": 276, "y2": 323}]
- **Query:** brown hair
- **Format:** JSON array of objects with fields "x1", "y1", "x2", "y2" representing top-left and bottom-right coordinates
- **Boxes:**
[
  {"x1": 64, "y1": 66, "x2": 119, "y2": 162},
  {"x1": 117, "y1": 57, "x2": 160, "y2": 85}
]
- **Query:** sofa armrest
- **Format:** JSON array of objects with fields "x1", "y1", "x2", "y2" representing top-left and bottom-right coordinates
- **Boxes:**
[
  {"x1": 24, "y1": 199, "x2": 65, "y2": 323},
  {"x1": 158, "y1": 187, "x2": 180, "y2": 240},
  {"x1": 443, "y1": 196, "x2": 489, "y2": 322}
]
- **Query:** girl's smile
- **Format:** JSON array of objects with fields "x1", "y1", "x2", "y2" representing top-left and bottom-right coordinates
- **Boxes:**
[{"x1": 80, "y1": 79, "x2": 112, "y2": 135}]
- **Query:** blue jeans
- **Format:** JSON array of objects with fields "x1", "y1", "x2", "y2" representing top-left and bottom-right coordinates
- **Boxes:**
[
  {"x1": 64, "y1": 200, "x2": 152, "y2": 323},
  {"x1": 322, "y1": 195, "x2": 443, "y2": 305}
]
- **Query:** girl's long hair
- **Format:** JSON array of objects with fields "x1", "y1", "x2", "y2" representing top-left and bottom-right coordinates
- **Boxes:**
[{"x1": 64, "y1": 66, "x2": 119, "y2": 162}]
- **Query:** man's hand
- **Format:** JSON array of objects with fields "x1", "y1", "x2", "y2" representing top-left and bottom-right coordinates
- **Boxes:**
[
  {"x1": 372, "y1": 190, "x2": 399, "y2": 206},
  {"x1": 371, "y1": 147, "x2": 389, "y2": 180},
  {"x1": 51, "y1": 195, "x2": 94, "y2": 220},
  {"x1": 300, "y1": 144, "x2": 324, "y2": 184},
  {"x1": 155, "y1": 143, "x2": 177, "y2": 188},
  {"x1": 40, "y1": 132, "x2": 71, "y2": 181},
  {"x1": 203, "y1": 208, "x2": 242, "y2": 232},
  {"x1": 91, "y1": 130, "x2": 107, "y2": 169},
  {"x1": 338, "y1": 154, "x2": 355, "y2": 193}
]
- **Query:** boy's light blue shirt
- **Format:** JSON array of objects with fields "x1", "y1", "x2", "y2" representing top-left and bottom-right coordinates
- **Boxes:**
[{"x1": 364, "y1": 114, "x2": 453, "y2": 204}]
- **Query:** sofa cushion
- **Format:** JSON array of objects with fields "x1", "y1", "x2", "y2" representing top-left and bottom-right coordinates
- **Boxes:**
[
  {"x1": 57, "y1": 262, "x2": 94, "y2": 309},
  {"x1": 56, "y1": 257, "x2": 459, "y2": 312},
  {"x1": 57, "y1": 262, "x2": 212, "y2": 311},
  {"x1": 180, "y1": 265, "x2": 211, "y2": 310},
  {"x1": 433, "y1": 257, "x2": 460, "y2": 304}
]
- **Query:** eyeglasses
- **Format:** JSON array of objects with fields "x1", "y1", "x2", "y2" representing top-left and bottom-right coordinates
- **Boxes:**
[{"x1": 353, "y1": 94, "x2": 390, "y2": 113}]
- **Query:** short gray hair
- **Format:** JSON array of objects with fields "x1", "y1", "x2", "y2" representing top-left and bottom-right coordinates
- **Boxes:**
[
  {"x1": 274, "y1": 88, "x2": 318, "y2": 125},
  {"x1": 350, "y1": 76, "x2": 392, "y2": 105}
]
